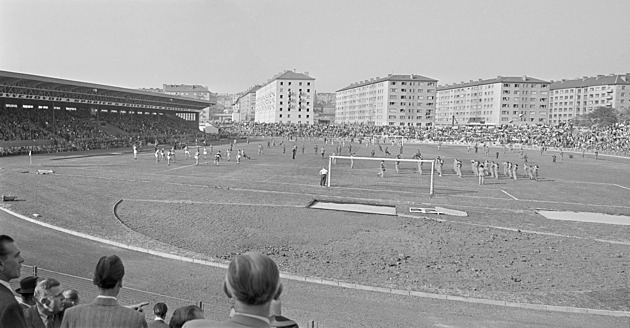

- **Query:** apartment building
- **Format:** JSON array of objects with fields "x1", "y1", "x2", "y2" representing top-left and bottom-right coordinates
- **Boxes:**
[
  {"x1": 232, "y1": 85, "x2": 260, "y2": 122},
  {"x1": 335, "y1": 74, "x2": 438, "y2": 127},
  {"x1": 549, "y1": 74, "x2": 630, "y2": 125},
  {"x1": 255, "y1": 71, "x2": 315, "y2": 124},
  {"x1": 436, "y1": 76, "x2": 550, "y2": 126}
]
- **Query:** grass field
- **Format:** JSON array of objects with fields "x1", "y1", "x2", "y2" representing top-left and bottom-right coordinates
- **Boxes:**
[{"x1": 1, "y1": 137, "x2": 629, "y2": 311}]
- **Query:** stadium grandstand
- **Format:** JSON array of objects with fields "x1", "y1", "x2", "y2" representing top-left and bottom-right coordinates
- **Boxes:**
[{"x1": 0, "y1": 70, "x2": 214, "y2": 155}]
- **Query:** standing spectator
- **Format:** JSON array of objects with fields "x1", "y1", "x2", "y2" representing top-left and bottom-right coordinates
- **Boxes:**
[
  {"x1": 183, "y1": 253, "x2": 283, "y2": 328},
  {"x1": 0, "y1": 234, "x2": 27, "y2": 328},
  {"x1": 149, "y1": 303, "x2": 168, "y2": 328},
  {"x1": 24, "y1": 278, "x2": 65, "y2": 328},
  {"x1": 169, "y1": 305, "x2": 204, "y2": 328},
  {"x1": 15, "y1": 276, "x2": 38, "y2": 310},
  {"x1": 62, "y1": 290, "x2": 79, "y2": 309},
  {"x1": 60, "y1": 255, "x2": 147, "y2": 328}
]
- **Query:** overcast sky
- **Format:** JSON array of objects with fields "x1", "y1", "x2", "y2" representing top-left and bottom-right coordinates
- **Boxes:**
[{"x1": 1, "y1": 0, "x2": 629, "y2": 94}]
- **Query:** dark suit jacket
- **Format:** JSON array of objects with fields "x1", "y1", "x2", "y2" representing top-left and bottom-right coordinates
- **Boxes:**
[
  {"x1": 23, "y1": 305, "x2": 63, "y2": 328},
  {"x1": 0, "y1": 283, "x2": 26, "y2": 328},
  {"x1": 60, "y1": 297, "x2": 147, "y2": 328},
  {"x1": 183, "y1": 314, "x2": 270, "y2": 328},
  {"x1": 147, "y1": 318, "x2": 169, "y2": 328}
]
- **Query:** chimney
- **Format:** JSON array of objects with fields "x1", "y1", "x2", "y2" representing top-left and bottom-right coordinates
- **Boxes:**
[
  {"x1": 497, "y1": 76, "x2": 503, "y2": 79},
  {"x1": 304, "y1": 72, "x2": 309, "y2": 76},
  {"x1": 469, "y1": 80, "x2": 473, "y2": 83},
  {"x1": 522, "y1": 75, "x2": 527, "y2": 81},
  {"x1": 410, "y1": 74, "x2": 414, "y2": 79},
  {"x1": 561, "y1": 79, "x2": 566, "y2": 82}
]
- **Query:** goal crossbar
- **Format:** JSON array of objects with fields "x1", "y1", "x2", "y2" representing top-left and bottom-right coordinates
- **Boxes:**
[{"x1": 327, "y1": 155, "x2": 435, "y2": 196}]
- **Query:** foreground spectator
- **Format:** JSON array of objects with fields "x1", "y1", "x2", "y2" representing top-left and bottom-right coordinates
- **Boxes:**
[
  {"x1": 62, "y1": 289, "x2": 79, "y2": 309},
  {"x1": 15, "y1": 276, "x2": 38, "y2": 310},
  {"x1": 24, "y1": 278, "x2": 65, "y2": 328},
  {"x1": 149, "y1": 302, "x2": 169, "y2": 328},
  {"x1": 0, "y1": 234, "x2": 27, "y2": 328},
  {"x1": 60, "y1": 255, "x2": 147, "y2": 328},
  {"x1": 170, "y1": 305, "x2": 203, "y2": 328},
  {"x1": 184, "y1": 252, "x2": 283, "y2": 328}
]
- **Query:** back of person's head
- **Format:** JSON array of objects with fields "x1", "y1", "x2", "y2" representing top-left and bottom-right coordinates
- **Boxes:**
[
  {"x1": 169, "y1": 305, "x2": 203, "y2": 328},
  {"x1": 0, "y1": 235, "x2": 15, "y2": 259},
  {"x1": 154, "y1": 302, "x2": 168, "y2": 319},
  {"x1": 62, "y1": 289, "x2": 80, "y2": 307},
  {"x1": 93, "y1": 255, "x2": 124, "y2": 289},
  {"x1": 223, "y1": 252, "x2": 281, "y2": 306}
]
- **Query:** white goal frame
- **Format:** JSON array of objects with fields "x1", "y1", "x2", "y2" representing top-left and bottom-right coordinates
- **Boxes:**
[{"x1": 327, "y1": 155, "x2": 435, "y2": 196}]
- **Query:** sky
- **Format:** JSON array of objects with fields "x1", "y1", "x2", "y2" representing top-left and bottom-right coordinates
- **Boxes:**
[{"x1": 1, "y1": 0, "x2": 629, "y2": 94}]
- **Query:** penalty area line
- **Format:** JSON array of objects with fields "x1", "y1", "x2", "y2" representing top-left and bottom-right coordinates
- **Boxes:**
[
  {"x1": 501, "y1": 190, "x2": 518, "y2": 200},
  {"x1": 613, "y1": 184, "x2": 630, "y2": 191}
]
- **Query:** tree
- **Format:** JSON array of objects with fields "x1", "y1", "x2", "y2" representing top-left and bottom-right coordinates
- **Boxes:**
[{"x1": 585, "y1": 106, "x2": 618, "y2": 127}]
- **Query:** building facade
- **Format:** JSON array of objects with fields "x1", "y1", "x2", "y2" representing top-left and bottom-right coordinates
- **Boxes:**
[
  {"x1": 549, "y1": 74, "x2": 630, "y2": 125},
  {"x1": 233, "y1": 85, "x2": 260, "y2": 122},
  {"x1": 436, "y1": 76, "x2": 550, "y2": 126},
  {"x1": 335, "y1": 74, "x2": 438, "y2": 127},
  {"x1": 255, "y1": 71, "x2": 315, "y2": 124}
]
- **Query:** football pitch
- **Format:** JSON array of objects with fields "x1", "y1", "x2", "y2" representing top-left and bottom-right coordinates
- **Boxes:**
[{"x1": 1, "y1": 137, "x2": 629, "y2": 312}]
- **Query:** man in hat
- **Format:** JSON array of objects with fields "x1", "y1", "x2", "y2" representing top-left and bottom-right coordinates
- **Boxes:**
[
  {"x1": 0, "y1": 234, "x2": 27, "y2": 328},
  {"x1": 24, "y1": 278, "x2": 66, "y2": 328},
  {"x1": 15, "y1": 276, "x2": 38, "y2": 310},
  {"x1": 60, "y1": 255, "x2": 147, "y2": 328}
]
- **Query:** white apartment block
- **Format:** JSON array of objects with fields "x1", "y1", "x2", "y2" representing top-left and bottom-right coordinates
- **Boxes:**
[
  {"x1": 255, "y1": 71, "x2": 315, "y2": 124},
  {"x1": 336, "y1": 74, "x2": 438, "y2": 127},
  {"x1": 233, "y1": 85, "x2": 260, "y2": 122},
  {"x1": 436, "y1": 76, "x2": 550, "y2": 126},
  {"x1": 549, "y1": 74, "x2": 630, "y2": 125}
]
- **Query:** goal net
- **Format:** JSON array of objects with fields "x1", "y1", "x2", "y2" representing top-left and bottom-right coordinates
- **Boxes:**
[{"x1": 327, "y1": 155, "x2": 435, "y2": 196}]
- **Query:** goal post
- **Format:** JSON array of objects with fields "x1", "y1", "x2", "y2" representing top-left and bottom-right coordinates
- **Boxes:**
[{"x1": 327, "y1": 155, "x2": 435, "y2": 197}]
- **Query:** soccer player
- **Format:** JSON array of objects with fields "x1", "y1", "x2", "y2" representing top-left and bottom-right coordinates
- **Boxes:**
[
  {"x1": 167, "y1": 149, "x2": 173, "y2": 166},
  {"x1": 302, "y1": 144, "x2": 305, "y2": 154},
  {"x1": 194, "y1": 148, "x2": 200, "y2": 166},
  {"x1": 214, "y1": 151, "x2": 222, "y2": 165},
  {"x1": 532, "y1": 165, "x2": 539, "y2": 181},
  {"x1": 133, "y1": 144, "x2": 138, "y2": 160},
  {"x1": 385, "y1": 147, "x2": 391, "y2": 155},
  {"x1": 155, "y1": 148, "x2": 160, "y2": 163},
  {"x1": 478, "y1": 164, "x2": 485, "y2": 185},
  {"x1": 395, "y1": 155, "x2": 401, "y2": 174},
  {"x1": 512, "y1": 163, "x2": 518, "y2": 180},
  {"x1": 371, "y1": 149, "x2": 375, "y2": 157},
  {"x1": 314, "y1": 145, "x2": 318, "y2": 154},
  {"x1": 319, "y1": 167, "x2": 328, "y2": 186},
  {"x1": 226, "y1": 149, "x2": 231, "y2": 161},
  {"x1": 502, "y1": 161, "x2": 509, "y2": 177},
  {"x1": 160, "y1": 148, "x2": 165, "y2": 161},
  {"x1": 258, "y1": 144, "x2": 263, "y2": 156},
  {"x1": 492, "y1": 161, "x2": 499, "y2": 180},
  {"x1": 321, "y1": 147, "x2": 325, "y2": 158},
  {"x1": 455, "y1": 159, "x2": 463, "y2": 178},
  {"x1": 436, "y1": 156, "x2": 443, "y2": 177},
  {"x1": 203, "y1": 146, "x2": 208, "y2": 160},
  {"x1": 377, "y1": 160, "x2": 386, "y2": 178},
  {"x1": 350, "y1": 153, "x2": 355, "y2": 169},
  {"x1": 236, "y1": 150, "x2": 241, "y2": 164},
  {"x1": 471, "y1": 160, "x2": 478, "y2": 177},
  {"x1": 292, "y1": 145, "x2": 297, "y2": 160},
  {"x1": 184, "y1": 145, "x2": 191, "y2": 159},
  {"x1": 170, "y1": 147, "x2": 177, "y2": 163}
]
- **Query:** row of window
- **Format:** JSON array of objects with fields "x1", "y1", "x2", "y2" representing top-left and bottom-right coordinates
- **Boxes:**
[{"x1": 279, "y1": 81, "x2": 311, "y2": 86}]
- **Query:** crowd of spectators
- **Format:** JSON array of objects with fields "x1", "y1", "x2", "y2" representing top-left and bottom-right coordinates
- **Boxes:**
[
  {"x1": 0, "y1": 235, "x2": 299, "y2": 328},
  {"x1": 227, "y1": 121, "x2": 630, "y2": 156},
  {"x1": 0, "y1": 107, "x2": 201, "y2": 157}
]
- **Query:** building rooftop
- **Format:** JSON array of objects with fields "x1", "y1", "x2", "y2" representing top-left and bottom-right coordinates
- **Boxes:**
[
  {"x1": 163, "y1": 84, "x2": 210, "y2": 92},
  {"x1": 337, "y1": 74, "x2": 437, "y2": 92},
  {"x1": 438, "y1": 76, "x2": 549, "y2": 91},
  {"x1": 550, "y1": 74, "x2": 630, "y2": 90},
  {"x1": 274, "y1": 71, "x2": 315, "y2": 81}
]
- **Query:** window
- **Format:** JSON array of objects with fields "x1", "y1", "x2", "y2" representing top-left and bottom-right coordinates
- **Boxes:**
[
  {"x1": 299, "y1": 82, "x2": 302, "y2": 86},
  {"x1": 279, "y1": 114, "x2": 282, "y2": 117},
  {"x1": 280, "y1": 82, "x2": 283, "y2": 85}
]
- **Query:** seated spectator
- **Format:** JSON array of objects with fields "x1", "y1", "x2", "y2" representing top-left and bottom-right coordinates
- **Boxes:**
[
  {"x1": 149, "y1": 302, "x2": 169, "y2": 328},
  {"x1": 61, "y1": 289, "x2": 79, "y2": 309},
  {"x1": 169, "y1": 305, "x2": 204, "y2": 328},
  {"x1": 60, "y1": 255, "x2": 147, "y2": 328},
  {"x1": 15, "y1": 276, "x2": 38, "y2": 310},
  {"x1": 183, "y1": 252, "x2": 283, "y2": 328},
  {"x1": 24, "y1": 278, "x2": 65, "y2": 328}
]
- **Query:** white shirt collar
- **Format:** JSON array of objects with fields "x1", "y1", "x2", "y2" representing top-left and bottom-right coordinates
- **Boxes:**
[
  {"x1": 96, "y1": 295, "x2": 117, "y2": 300},
  {"x1": 233, "y1": 312, "x2": 270, "y2": 324},
  {"x1": 0, "y1": 279, "x2": 12, "y2": 293}
]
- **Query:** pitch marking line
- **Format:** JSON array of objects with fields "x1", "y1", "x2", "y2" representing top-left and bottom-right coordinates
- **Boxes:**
[
  {"x1": 163, "y1": 164, "x2": 196, "y2": 171},
  {"x1": 501, "y1": 190, "x2": 518, "y2": 200},
  {"x1": 613, "y1": 184, "x2": 630, "y2": 191}
]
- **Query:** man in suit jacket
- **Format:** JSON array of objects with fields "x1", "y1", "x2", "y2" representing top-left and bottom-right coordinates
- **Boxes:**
[
  {"x1": 0, "y1": 235, "x2": 27, "y2": 328},
  {"x1": 183, "y1": 252, "x2": 283, "y2": 328},
  {"x1": 60, "y1": 255, "x2": 147, "y2": 328},
  {"x1": 148, "y1": 302, "x2": 169, "y2": 328},
  {"x1": 24, "y1": 278, "x2": 65, "y2": 328}
]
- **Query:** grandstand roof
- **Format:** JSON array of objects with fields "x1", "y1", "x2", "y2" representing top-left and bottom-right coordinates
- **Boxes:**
[
  {"x1": 438, "y1": 76, "x2": 549, "y2": 91},
  {"x1": 0, "y1": 70, "x2": 212, "y2": 110},
  {"x1": 550, "y1": 74, "x2": 630, "y2": 90},
  {"x1": 337, "y1": 74, "x2": 438, "y2": 92},
  {"x1": 274, "y1": 71, "x2": 315, "y2": 81}
]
